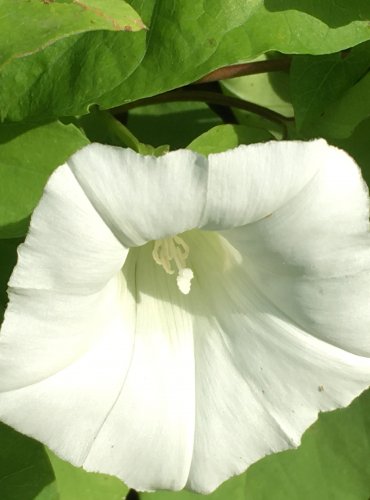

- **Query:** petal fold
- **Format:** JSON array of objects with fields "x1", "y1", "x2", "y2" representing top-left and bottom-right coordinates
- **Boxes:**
[
  {"x1": 68, "y1": 144, "x2": 208, "y2": 247},
  {"x1": 201, "y1": 140, "x2": 328, "y2": 230},
  {"x1": 10, "y1": 164, "x2": 125, "y2": 295},
  {"x1": 83, "y1": 244, "x2": 196, "y2": 490}
]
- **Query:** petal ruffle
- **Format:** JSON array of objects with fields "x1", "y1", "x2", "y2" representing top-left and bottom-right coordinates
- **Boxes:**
[
  {"x1": 68, "y1": 144, "x2": 208, "y2": 247},
  {"x1": 201, "y1": 140, "x2": 342, "y2": 230}
]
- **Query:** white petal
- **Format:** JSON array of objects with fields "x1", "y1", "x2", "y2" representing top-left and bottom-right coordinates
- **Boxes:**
[
  {"x1": 0, "y1": 276, "x2": 124, "y2": 391},
  {"x1": 222, "y1": 143, "x2": 370, "y2": 354},
  {"x1": 233, "y1": 233, "x2": 370, "y2": 355},
  {"x1": 0, "y1": 272, "x2": 136, "y2": 464},
  {"x1": 10, "y1": 164, "x2": 126, "y2": 294},
  {"x1": 68, "y1": 144, "x2": 208, "y2": 247},
  {"x1": 181, "y1": 231, "x2": 370, "y2": 492},
  {"x1": 0, "y1": 243, "x2": 195, "y2": 491}
]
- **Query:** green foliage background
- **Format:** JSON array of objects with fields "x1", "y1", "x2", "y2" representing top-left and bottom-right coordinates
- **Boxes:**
[{"x1": 0, "y1": 1, "x2": 369, "y2": 499}]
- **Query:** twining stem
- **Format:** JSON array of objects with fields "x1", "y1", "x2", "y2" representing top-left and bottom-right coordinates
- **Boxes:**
[
  {"x1": 111, "y1": 59, "x2": 294, "y2": 136},
  {"x1": 112, "y1": 90, "x2": 293, "y2": 130},
  {"x1": 196, "y1": 57, "x2": 292, "y2": 83}
]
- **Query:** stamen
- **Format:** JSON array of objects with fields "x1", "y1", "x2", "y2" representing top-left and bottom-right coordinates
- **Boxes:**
[
  {"x1": 152, "y1": 235, "x2": 194, "y2": 294},
  {"x1": 152, "y1": 240, "x2": 174, "y2": 274}
]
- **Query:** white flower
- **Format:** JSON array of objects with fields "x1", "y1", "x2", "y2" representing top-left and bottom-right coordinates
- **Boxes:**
[{"x1": 0, "y1": 140, "x2": 369, "y2": 493}]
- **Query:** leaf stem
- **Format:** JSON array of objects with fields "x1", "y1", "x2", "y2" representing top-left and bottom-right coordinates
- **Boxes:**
[
  {"x1": 195, "y1": 57, "x2": 292, "y2": 83},
  {"x1": 102, "y1": 110, "x2": 142, "y2": 151}
]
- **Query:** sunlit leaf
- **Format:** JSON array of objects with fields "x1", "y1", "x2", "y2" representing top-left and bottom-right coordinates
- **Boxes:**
[
  {"x1": 0, "y1": 121, "x2": 89, "y2": 238},
  {"x1": 187, "y1": 124, "x2": 274, "y2": 155},
  {"x1": 47, "y1": 451, "x2": 129, "y2": 500}
]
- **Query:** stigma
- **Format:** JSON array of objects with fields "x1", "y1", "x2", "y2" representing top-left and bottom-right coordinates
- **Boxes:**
[{"x1": 152, "y1": 235, "x2": 194, "y2": 294}]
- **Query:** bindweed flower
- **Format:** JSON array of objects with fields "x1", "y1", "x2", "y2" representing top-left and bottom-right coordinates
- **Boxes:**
[{"x1": 0, "y1": 139, "x2": 370, "y2": 493}]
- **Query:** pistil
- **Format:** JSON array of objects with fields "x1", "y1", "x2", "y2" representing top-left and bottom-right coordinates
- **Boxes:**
[{"x1": 152, "y1": 235, "x2": 194, "y2": 294}]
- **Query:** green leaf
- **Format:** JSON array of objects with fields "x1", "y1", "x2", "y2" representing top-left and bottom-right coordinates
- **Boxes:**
[
  {"x1": 0, "y1": 423, "x2": 58, "y2": 500},
  {"x1": 0, "y1": 121, "x2": 89, "y2": 238},
  {"x1": 187, "y1": 124, "x2": 274, "y2": 155},
  {"x1": 142, "y1": 389, "x2": 370, "y2": 500},
  {"x1": 222, "y1": 59, "x2": 294, "y2": 118},
  {"x1": 79, "y1": 109, "x2": 145, "y2": 150},
  {"x1": 78, "y1": 109, "x2": 170, "y2": 155},
  {"x1": 0, "y1": 0, "x2": 145, "y2": 122},
  {"x1": 47, "y1": 451, "x2": 129, "y2": 500},
  {"x1": 2, "y1": 0, "x2": 370, "y2": 122},
  {"x1": 291, "y1": 42, "x2": 370, "y2": 131},
  {"x1": 0, "y1": 0, "x2": 144, "y2": 69},
  {"x1": 221, "y1": 56, "x2": 294, "y2": 138},
  {"x1": 314, "y1": 72, "x2": 370, "y2": 138},
  {"x1": 142, "y1": 474, "x2": 246, "y2": 500},
  {"x1": 126, "y1": 101, "x2": 222, "y2": 150}
]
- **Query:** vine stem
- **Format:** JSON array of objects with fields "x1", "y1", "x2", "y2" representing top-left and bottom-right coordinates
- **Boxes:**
[
  {"x1": 110, "y1": 57, "x2": 294, "y2": 137},
  {"x1": 196, "y1": 57, "x2": 292, "y2": 83},
  {"x1": 112, "y1": 90, "x2": 294, "y2": 132}
]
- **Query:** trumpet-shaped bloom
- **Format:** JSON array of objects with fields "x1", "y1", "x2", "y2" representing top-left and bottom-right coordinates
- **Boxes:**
[{"x1": 0, "y1": 140, "x2": 370, "y2": 493}]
